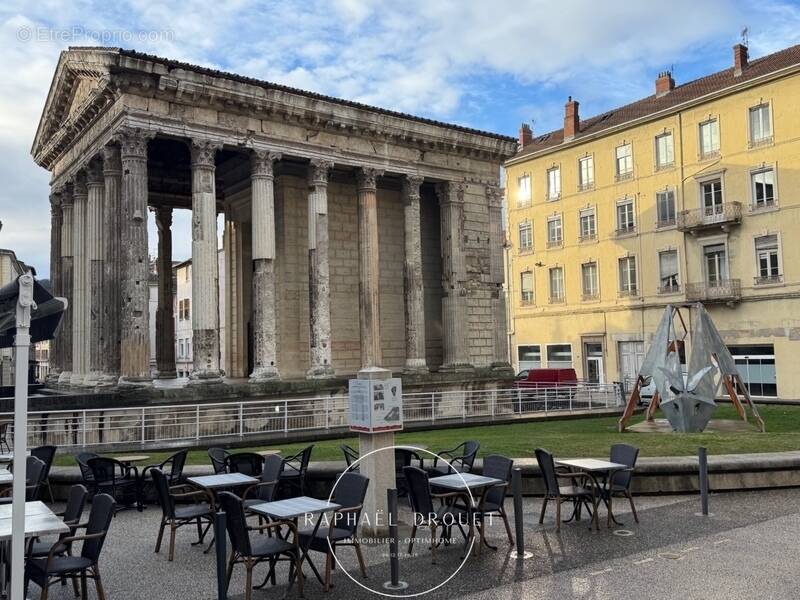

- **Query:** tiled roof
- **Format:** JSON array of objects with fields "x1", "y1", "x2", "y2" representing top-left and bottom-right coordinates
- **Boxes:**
[
  {"x1": 513, "y1": 44, "x2": 800, "y2": 159},
  {"x1": 109, "y1": 48, "x2": 516, "y2": 143}
]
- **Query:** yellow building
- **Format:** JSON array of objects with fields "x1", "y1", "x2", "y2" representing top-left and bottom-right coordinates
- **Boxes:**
[{"x1": 504, "y1": 43, "x2": 800, "y2": 400}]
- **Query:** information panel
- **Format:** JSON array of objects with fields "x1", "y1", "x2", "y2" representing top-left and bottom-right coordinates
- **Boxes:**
[{"x1": 349, "y1": 377, "x2": 403, "y2": 433}]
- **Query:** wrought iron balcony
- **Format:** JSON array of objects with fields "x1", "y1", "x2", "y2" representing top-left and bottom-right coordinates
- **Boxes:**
[
  {"x1": 685, "y1": 278, "x2": 741, "y2": 303},
  {"x1": 578, "y1": 232, "x2": 597, "y2": 243},
  {"x1": 754, "y1": 274, "x2": 783, "y2": 286},
  {"x1": 677, "y1": 201, "x2": 742, "y2": 233},
  {"x1": 615, "y1": 225, "x2": 637, "y2": 237},
  {"x1": 657, "y1": 283, "x2": 681, "y2": 295},
  {"x1": 618, "y1": 288, "x2": 639, "y2": 298},
  {"x1": 581, "y1": 293, "x2": 599, "y2": 302},
  {"x1": 546, "y1": 239, "x2": 563, "y2": 249},
  {"x1": 548, "y1": 295, "x2": 565, "y2": 304}
]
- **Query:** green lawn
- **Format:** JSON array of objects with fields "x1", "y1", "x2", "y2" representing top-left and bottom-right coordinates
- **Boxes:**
[{"x1": 54, "y1": 404, "x2": 800, "y2": 467}]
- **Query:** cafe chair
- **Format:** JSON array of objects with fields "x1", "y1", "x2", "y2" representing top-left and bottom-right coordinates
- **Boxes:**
[
  {"x1": 298, "y1": 472, "x2": 370, "y2": 592},
  {"x1": 403, "y1": 466, "x2": 465, "y2": 564},
  {"x1": 475, "y1": 455, "x2": 515, "y2": 545},
  {"x1": 208, "y1": 447, "x2": 230, "y2": 474},
  {"x1": 0, "y1": 421, "x2": 10, "y2": 453},
  {"x1": 25, "y1": 493, "x2": 116, "y2": 600},
  {"x1": 31, "y1": 446, "x2": 57, "y2": 504},
  {"x1": 243, "y1": 454, "x2": 283, "y2": 513},
  {"x1": 534, "y1": 448, "x2": 596, "y2": 531},
  {"x1": 87, "y1": 457, "x2": 143, "y2": 513},
  {"x1": 1, "y1": 456, "x2": 47, "y2": 503},
  {"x1": 217, "y1": 491, "x2": 303, "y2": 600},
  {"x1": 279, "y1": 445, "x2": 313, "y2": 497},
  {"x1": 75, "y1": 452, "x2": 99, "y2": 495},
  {"x1": 225, "y1": 452, "x2": 265, "y2": 477},
  {"x1": 429, "y1": 441, "x2": 480, "y2": 475},
  {"x1": 394, "y1": 448, "x2": 423, "y2": 498},
  {"x1": 340, "y1": 444, "x2": 359, "y2": 472},
  {"x1": 142, "y1": 449, "x2": 188, "y2": 487},
  {"x1": 152, "y1": 468, "x2": 214, "y2": 561},
  {"x1": 606, "y1": 443, "x2": 640, "y2": 524}
]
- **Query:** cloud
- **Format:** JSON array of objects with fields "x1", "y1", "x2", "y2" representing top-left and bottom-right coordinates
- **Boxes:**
[{"x1": 1, "y1": 0, "x2": 798, "y2": 276}]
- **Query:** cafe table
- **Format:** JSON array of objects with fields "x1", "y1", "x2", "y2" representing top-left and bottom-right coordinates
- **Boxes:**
[
  {"x1": 429, "y1": 472, "x2": 505, "y2": 556},
  {"x1": 555, "y1": 458, "x2": 629, "y2": 529},
  {"x1": 110, "y1": 454, "x2": 151, "y2": 467},
  {"x1": 249, "y1": 496, "x2": 341, "y2": 589},
  {"x1": 187, "y1": 473, "x2": 260, "y2": 551}
]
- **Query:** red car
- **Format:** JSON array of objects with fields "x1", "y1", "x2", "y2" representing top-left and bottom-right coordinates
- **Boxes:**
[{"x1": 515, "y1": 368, "x2": 579, "y2": 409}]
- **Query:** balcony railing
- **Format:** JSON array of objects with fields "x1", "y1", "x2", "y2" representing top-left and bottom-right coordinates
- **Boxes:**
[
  {"x1": 657, "y1": 283, "x2": 681, "y2": 295},
  {"x1": 546, "y1": 239, "x2": 563, "y2": 249},
  {"x1": 754, "y1": 274, "x2": 783, "y2": 286},
  {"x1": 615, "y1": 225, "x2": 637, "y2": 237},
  {"x1": 618, "y1": 288, "x2": 639, "y2": 298},
  {"x1": 685, "y1": 278, "x2": 741, "y2": 303},
  {"x1": 549, "y1": 295, "x2": 565, "y2": 304},
  {"x1": 750, "y1": 198, "x2": 778, "y2": 212},
  {"x1": 578, "y1": 233, "x2": 597, "y2": 243},
  {"x1": 677, "y1": 201, "x2": 742, "y2": 232},
  {"x1": 656, "y1": 217, "x2": 676, "y2": 229},
  {"x1": 578, "y1": 181, "x2": 595, "y2": 192},
  {"x1": 581, "y1": 293, "x2": 599, "y2": 302}
]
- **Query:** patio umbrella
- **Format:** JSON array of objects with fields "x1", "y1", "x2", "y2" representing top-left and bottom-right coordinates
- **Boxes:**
[{"x1": 0, "y1": 272, "x2": 66, "y2": 600}]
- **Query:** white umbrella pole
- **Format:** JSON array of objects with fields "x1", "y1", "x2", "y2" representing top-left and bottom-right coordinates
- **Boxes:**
[{"x1": 11, "y1": 273, "x2": 34, "y2": 600}]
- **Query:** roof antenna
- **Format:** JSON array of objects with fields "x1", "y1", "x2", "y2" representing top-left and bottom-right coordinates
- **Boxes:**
[{"x1": 741, "y1": 26, "x2": 749, "y2": 47}]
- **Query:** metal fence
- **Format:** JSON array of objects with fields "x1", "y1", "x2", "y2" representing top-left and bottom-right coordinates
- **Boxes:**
[{"x1": 1, "y1": 383, "x2": 622, "y2": 451}]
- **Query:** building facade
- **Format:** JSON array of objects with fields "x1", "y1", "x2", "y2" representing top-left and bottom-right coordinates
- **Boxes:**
[
  {"x1": 505, "y1": 43, "x2": 800, "y2": 400},
  {"x1": 33, "y1": 47, "x2": 516, "y2": 388}
]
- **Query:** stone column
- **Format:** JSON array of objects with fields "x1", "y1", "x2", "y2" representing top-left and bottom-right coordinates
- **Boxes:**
[
  {"x1": 46, "y1": 190, "x2": 63, "y2": 383},
  {"x1": 118, "y1": 127, "x2": 154, "y2": 386},
  {"x1": 100, "y1": 144, "x2": 122, "y2": 385},
  {"x1": 249, "y1": 150, "x2": 281, "y2": 382},
  {"x1": 487, "y1": 184, "x2": 512, "y2": 371},
  {"x1": 437, "y1": 182, "x2": 472, "y2": 371},
  {"x1": 356, "y1": 167, "x2": 385, "y2": 369},
  {"x1": 70, "y1": 171, "x2": 88, "y2": 386},
  {"x1": 189, "y1": 139, "x2": 223, "y2": 383},
  {"x1": 84, "y1": 159, "x2": 105, "y2": 385},
  {"x1": 402, "y1": 175, "x2": 428, "y2": 373},
  {"x1": 306, "y1": 159, "x2": 335, "y2": 378},
  {"x1": 155, "y1": 207, "x2": 177, "y2": 378},
  {"x1": 57, "y1": 185, "x2": 74, "y2": 384}
]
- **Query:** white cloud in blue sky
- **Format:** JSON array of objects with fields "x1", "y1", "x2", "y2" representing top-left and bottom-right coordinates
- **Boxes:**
[{"x1": 1, "y1": 0, "x2": 800, "y2": 275}]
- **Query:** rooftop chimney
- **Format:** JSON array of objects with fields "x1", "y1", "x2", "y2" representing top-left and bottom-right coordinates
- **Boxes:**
[
  {"x1": 519, "y1": 123, "x2": 533, "y2": 148},
  {"x1": 655, "y1": 71, "x2": 675, "y2": 97},
  {"x1": 733, "y1": 44, "x2": 748, "y2": 76},
  {"x1": 564, "y1": 96, "x2": 579, "y2": 141}
]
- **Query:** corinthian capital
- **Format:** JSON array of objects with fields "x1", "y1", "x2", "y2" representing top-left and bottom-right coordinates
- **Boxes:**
[
  {"x1": 60, "y1": 183, "x2": 74, "y2": 207},
  {"x1": 485, "y1": 184, "x2": 502, "y2": 208},
  {"x1": 308, "y1": 159, "x2": 333, "y2": 186},
  {"x1": 190, "y1": 139, "x2": 223, "y2": 169},
  {"x1": 115, "y1": 126, "x2": 155, "y2": 159},
  {"x1": 435, "y1": 181, "x2": 465, "y2": 205},
  {"x1": 102, "y1": 144, "x2": 122, "y2": 174},
  {"x1": 251, "y1": 150, "x2": 282, "y2": 179},
  {"x1": 402, "y1": 174, "x2": 424, "y2": 201},
  {"x1": 73, "y1": 171, "x2": 88, "y2": 199},
  {"x1": 356, "y1": 167, "x2": 384, "y2": 191},
  {"x1": 86, "y1": 159, "x2": 104, "y2": 187}
]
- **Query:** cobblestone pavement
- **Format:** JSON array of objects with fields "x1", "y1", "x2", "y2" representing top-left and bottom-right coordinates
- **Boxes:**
[{"x1": 28, "y1": 488, "x2": 800, "y2": 600}]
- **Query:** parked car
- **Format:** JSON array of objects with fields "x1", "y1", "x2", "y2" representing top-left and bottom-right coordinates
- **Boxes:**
[{"x1": 515, "y1": 368, "x2": 579, "y2": 410}]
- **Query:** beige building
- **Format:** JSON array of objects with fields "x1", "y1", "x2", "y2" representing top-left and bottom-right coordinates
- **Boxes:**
[
  {"x1": 505, "y1": 43, "x2": 800, "y2": 400},
  {"x1": 33, "y1": 47, "x2": 516, "y2": 388}
]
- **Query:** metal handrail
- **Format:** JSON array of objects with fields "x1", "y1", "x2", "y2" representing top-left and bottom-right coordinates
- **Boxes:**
[{"x1": 677, "y1": 201, "x2": 742, "y2": 229}]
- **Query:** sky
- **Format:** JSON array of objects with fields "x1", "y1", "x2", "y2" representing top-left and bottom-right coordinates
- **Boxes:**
[{"x1": 2, "y1": 0, "x2": 800, "y2": 277}]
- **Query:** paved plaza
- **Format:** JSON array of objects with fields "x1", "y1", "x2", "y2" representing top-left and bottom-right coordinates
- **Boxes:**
[{"x1": 26, "y1": 488, "x2": 800, "y2": 600}]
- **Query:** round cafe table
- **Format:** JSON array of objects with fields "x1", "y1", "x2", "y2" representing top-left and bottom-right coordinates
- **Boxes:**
[
  {"x1": 256, "y1": 449, "x2": 281, "y2": 457},
  {"x1": 110, "y1": 454, "x2": 151, "y2": 467}
]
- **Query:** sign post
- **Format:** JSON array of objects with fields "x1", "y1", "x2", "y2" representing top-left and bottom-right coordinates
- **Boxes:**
[{"x1": 349, "y1": 367, "x2": 402, "y2": 536}]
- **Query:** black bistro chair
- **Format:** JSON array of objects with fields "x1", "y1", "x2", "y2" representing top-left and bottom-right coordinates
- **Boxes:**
[
  {"x1": 534, "y1": 448, "x2": 596, "y2": 531},
  {"x1": 279, "y1": 445, "x2": 313, "y2": 497},
  {"x1": 142, "y1": 449, "x2": 188, "y2": 487},
  {"x1": 395, "y1": 448, "x2": 423, "y2": 498},
  {"x1": 152, "y1": 468, "x2": 214, "y2": 562},
  {"x1": 75, "y1": 452, "x2": 99, "y2": 494},
  {"x1": 208, "y1": 447, "x2": 230, "y2": 474},
  {"x1": 87, "y1": 457, "x2": 143, "y2": 513},
  {"x1": 31, "y1": 446, "x2": 57, "y2": 503},
  {"x1": 429, "y1": 441, "x2": 480, "y2": 475},
  {"x1": 472, "y1": 454, "x2": 514, "y2": 546},
  {"x1": 243, "y1": 454, "x2": 284, "y2": 512},
  {"x1": 299, "y1": 472, "x2": 370, "y2": 592},
  {"x1": 225, "y1": 453, "x2": 265, "y2": 477},
  {"x1": 340, "y1": 444, "x2": 359, "y2": 472},
  {"x1": 217, "y1": 491, "x2": 303, "y2": 600},
  {"x1": 25, "y1": 493, "x2": 115, "y2": 600},
  {"x1": 606, "y1": 443, "x2": 640, "y2": 524},
  {"x1": 403, "y1": 466, "x2": 464, "y2": 564},
  {"x1": 1, "y1": 456, "x2": 47, "y2": 503},
  {"x1": 0, "y1": 421, "x2": 10, "y2": 453},
  {"x1": 27, "y1": 484, "x2": 89, "y2": 573}
]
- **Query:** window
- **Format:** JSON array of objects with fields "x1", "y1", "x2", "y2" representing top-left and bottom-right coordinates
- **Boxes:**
[
  {"x1": 616, "y1": 199, "x2": 635, "y2": 234},
  {"x1": 755, "y1": 235, "x2": 781, "y2": 284},
  {"x1": 546, "y1": 344, "x2": 573, "y2": 368},
  {"x1": 655, "y1": 132, "x2": 674, "y2": 169},
  {"x1": 701, "y1": 179, "x2": 723, "y2": 217},
  {"x1": 518, "y1": 220, "x2": 533, "y2": 251},
  {"x1": 546, "y1": 215, "x2": 562, "y2": 247},
  {"x1": 179, "y1": 339, "x2": 185, "y2": 358},
  {"x1": 618, "y1": 256, "x2": 638, "y2": 295},
  {"x1": 704, "y1": 243, "x2": 728, "y2": 284},
  {"x1": 579, "y1": 208, "x2": 596, "y2": 240},
  {"x1": 615, "y1": 143, "x2": 633, "y2": 179},
  {"x1": 178, "y1": 298, "x2": 191, "y2": 320},
  {"x1": 699, "y1": 119, "x2": 720, "y2": 158},
  {"x1": 549, "y1": 267, "x2": 565, "y2": 303},
  {"x1": 751, "y1": 168, "x2": 776, "y2": 210},
  {"x1": 658, "y1": 250, "x2": 680, "y2": 293},
  {"x1": 547, "y1": 167, "x2": 561, "y2": 200},
  {"x1": 749, "y1": 104, "x2": 772, "y2": 146},
  {"x1": 578, "y1": 155, "x2": 594, "y2": 190},
  {"x1": 656, "y1": 189, "x2": 676, "y2": 227},
  {"x1": 518, "y1": 345, "x2": 542, "y2": 371},
  {"x1": 729, "y1": 345, "x2": 776, "y2": 397},
  {"x1": 520, "y1": 271, "x2": 534, "y2": 304},
  {"x1": 517, "y1": 174, "x2": 531, "y2": 206},
  {"x1": 581, "y1": 262, "x2": 599, "y2": 299}
]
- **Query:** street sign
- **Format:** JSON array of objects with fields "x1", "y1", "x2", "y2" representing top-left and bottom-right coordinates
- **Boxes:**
[{"x1": 349, "y1": 377, "x2": 403, "y2": 433}]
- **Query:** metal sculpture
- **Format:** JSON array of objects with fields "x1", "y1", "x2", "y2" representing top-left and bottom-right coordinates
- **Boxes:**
[{"x1": 618, "y1": 303, "x2": 764, "y2": 433}]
